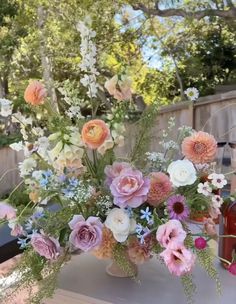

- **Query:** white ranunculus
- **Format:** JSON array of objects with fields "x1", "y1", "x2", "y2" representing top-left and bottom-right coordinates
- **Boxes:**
[
  {"x1": 167, "y1": 159, "x2": 197, "y2": 187},
  {"x1": 105, "y1": 208, "x2": 136, "y2": 242}
]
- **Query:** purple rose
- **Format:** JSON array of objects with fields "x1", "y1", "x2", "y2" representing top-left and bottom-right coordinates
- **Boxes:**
[
  {"x1": 31, "y1": 233, "x2": 61, "y2": 260},
  {"x1": 0, "y1": 202, "x2": 16, "y2": 220},
  {"x1": 104, "y1": 162, "x2": 131, "y2": 187},
  {"x1": 110, "y1": 168, "x2": 150, "y2": 208},
  {"x1": 69, "y1": 215, "x2": 103, "y2": 252}
]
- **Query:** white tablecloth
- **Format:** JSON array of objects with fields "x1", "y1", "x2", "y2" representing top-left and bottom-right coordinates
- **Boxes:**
[{"x1": 56, "y1": 252, "x2": 235, "y2": 304}]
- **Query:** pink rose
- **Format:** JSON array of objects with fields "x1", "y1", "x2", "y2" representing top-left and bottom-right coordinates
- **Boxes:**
[
  {"x1": 0, "y1": 202, "x2": 16, "y2": 220},
  {"x1": 110, "y1": 168, "x2": 150, "y2": 208},
  {"x1": 156, "y1": 219, "x2": 186, "y2": 248},
  {"x1": 104, "y1": 162, "x2": 131, "y2": 187},
  {"x1": 10, "y1": 223, "x2": 25, "y2": 237},
  {"x1": 69, "y1": 215, "x2": 103, "y2": 252},
  {"x1": 31, "y1": 233, "x2": 61, "y2": 260},
  {"x1": 160, "y1": 244, "x2": 196, "y2": 276}
]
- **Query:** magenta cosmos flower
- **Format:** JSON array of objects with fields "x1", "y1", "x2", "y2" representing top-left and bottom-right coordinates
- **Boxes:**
[
  {"x1": 228, "y1": 263, "x2": 236, "y2": 276},
  {"x1": 104, "y1": 162, "x2": 131, "y2": 187},
  {"x1": 156, "y1": 219, "x2": 186, "y2": 248},
  {"x1": 110, "y1": 168, "x2": 150, "y2": 208},
  {"x1": 167, "y1": 195, "x2": 190, "y2": 221},
  {"x1": 69, "y1": 215, "x2": 103, "y2": 252},
  {"x1": 160, "y1": 243, "x2": 196, "y2": 276},
  {"x1": 31, "y1": 233, "x2": 61, "y2": 260}
]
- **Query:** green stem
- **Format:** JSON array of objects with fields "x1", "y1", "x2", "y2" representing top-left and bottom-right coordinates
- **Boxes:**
[
  {"x1": 8, "y1": 180, "x2": 24, "y2": 201},
  {"x1": 84, "y1": 151, "x2": 96, "y2": 178}
]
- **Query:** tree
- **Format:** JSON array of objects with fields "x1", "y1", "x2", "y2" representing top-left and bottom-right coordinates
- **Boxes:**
[{"x1": 131, "y1": 0, "x2": 236, "y2": 20}]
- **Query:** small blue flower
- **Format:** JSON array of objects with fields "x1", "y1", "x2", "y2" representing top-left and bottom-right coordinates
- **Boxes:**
[
  {"x1": 58, "y1": 174, "x2": 66, "y2": 183},
  {"x1": 32, "y1": 211, "x2": 45, "y2": 220},
  {"x1": 125, "y1": 207, "x2": 133, "y2": 218},
  {"x1": 137, "y1": 233, "x2": 145, "y2": 244},
  {"x1": 25, "y1": 220, "x2": 33, "y2": 231},
  {"x1": 17, "y1": 238, "x2": 29, "y2": 249},
  {"x1": 68, "y1": 177, "x2": 79, "y2": 187},
  {"x1": 43, "y1": 170, "x2": 52, "y2": 178},
  {"x1": 140, "y1": 207, "x2": 152, "y2": 222},
  {"x1": 39, "y1": 178, "x2": 49, "y2": 188},
  {"x1": 62, "y1": 188, "x2": 75, "y2": 199},
  {"x1": 27, "y1": 229, "x2": 38, "y2": 239},
  {"x1": 136, "y1": 223, "x2": 143, "y2": 234}
]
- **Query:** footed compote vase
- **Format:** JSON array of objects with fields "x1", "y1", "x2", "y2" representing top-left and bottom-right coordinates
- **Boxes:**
[{"x1": 106, "y1": 260, "x2": 138, "y2": 278}]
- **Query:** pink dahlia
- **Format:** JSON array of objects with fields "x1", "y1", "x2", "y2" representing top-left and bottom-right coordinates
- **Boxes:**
[
  {"x1": 147, "y1": 172, "x2": 172, "y2": 207},
  {"x1": 110, "y1": 168, "x2": 150, "y2": 208},
  {"x1": 156, "y1": 219, "x2": 186, "y2": 248},
  {"x1": 182, "y1": 131, "x2": 217, "y2": 164},
  {"x1": 160, "y1": 244, "x2": 196, "y2": 276},
  {"x1": 104, "y1": 162, "x2": 131, "y2": 187},
  {"x1": 167, "y1": 195, "x2": 189, "y2": 221}
]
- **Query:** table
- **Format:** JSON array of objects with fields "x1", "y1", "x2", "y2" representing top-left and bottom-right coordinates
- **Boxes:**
[{"x1": 46, "y1": 250, "x2": 235, "y2": 304}]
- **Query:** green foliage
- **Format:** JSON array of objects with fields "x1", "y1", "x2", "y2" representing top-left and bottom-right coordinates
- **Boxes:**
[
  {"x1": 130, "y1": 103, "x2": 159, "y2": 166},
  {"x1": 196, "y1": 247, "x2": 221, "y2": 294},
  {"x1": 181, "y1": 273, "x2": 197, "y2": 304},
  {"x1": 112, "y1": 243, "x2": 138, "y2": 280},
  {"x1": 2, "y1": 248, "x2": 71, "y2": 304},
  {"x1": 0, "y1": 133, "x2": 21, "y2": 148}
]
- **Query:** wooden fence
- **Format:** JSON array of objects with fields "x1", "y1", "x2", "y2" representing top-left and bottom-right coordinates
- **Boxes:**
[
  {"x1": 0, "y1": 90, "x2": 236, "y2": 195},
  {"x1": 0, "y1": 147, "x2": 24, "y2": 197},
  {"x1": 117, "y1": 90, "x2": 236, "y2": 156}
]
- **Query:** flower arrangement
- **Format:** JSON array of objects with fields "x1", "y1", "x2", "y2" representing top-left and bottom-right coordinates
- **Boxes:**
[{"x1": 0, "y1": 19, "x2": 235, "y2": 304}]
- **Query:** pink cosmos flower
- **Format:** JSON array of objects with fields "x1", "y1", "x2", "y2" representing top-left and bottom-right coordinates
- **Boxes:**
[
  {"x1": 31, "y1": 233, "x2": 61, "y2": 260},
  {"x1": 69, "y1": 215, "x2": 103, "y2": 252},
  {"x1": 160, "y1": 244, "x2": 196, "y2": 276},
  {"x1": 156, "y1": 219, "x2": 186, "y2": 248},
  {"x1": 0, "y1": 202, "x2": 16, "y2": 220},
  {"x1": 110, "y1": 168, "x2": 150, "y2": 208},
  {"x1": 104, "y1": 162, "x2": 131, "y2": 187}
]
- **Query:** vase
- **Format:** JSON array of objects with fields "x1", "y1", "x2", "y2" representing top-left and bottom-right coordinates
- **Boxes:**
[{"x1": 106, "y1": 260, "x2": 138, "y2": 278}]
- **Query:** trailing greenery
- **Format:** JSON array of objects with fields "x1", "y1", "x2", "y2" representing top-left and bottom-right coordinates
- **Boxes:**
[
  {"x1": 181, "y1": 273, "x2": 197, "y2": 304},
  {"x1": 112, "y1": 243, "x2": 138, "y2": 280},
  {"x1": 130, "y1": 103, "x2": 159, "y2": 167},
  {"x1": 196, "y1": 248, "x2": 221, "y2": 294}
]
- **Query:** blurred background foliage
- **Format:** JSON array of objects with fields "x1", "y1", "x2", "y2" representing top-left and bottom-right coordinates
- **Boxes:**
[{"x1": 0, "y1": 0, "x2": 235, "y2": 132}]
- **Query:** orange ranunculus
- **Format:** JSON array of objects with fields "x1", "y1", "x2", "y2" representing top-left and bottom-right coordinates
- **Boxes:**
[
  {"x1": 81, "y1": 119, "x2": 110, "y2": 149},
  {"x1": 24, "y1": 81, "x2": 47, "y2": 105},
  {"x1": 182, "y1": 131, "x2": 217, "y2": 164}
]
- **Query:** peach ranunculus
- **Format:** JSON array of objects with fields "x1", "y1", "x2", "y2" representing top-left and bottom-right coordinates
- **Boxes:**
[
  {"x1": 181, "y1": 131, "x2": 217, "y2": 164},
  {"x1": 81, "y1": 119, "x2": 110, "y2": 149},
  {"x1": 24, "y1": 80, "x2": 47, "y2": 106},
  {"x1": 105, "y1": 75, "x2": 132, "y2": 102}
]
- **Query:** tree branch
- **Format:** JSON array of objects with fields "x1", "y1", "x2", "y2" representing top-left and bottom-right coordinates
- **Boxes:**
[{"x1": 132, "y1": 2, "x2": 236, "y2": 20}]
